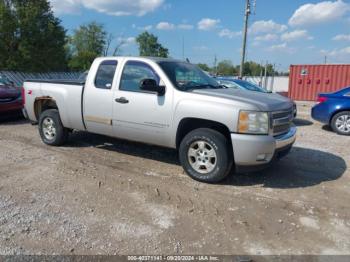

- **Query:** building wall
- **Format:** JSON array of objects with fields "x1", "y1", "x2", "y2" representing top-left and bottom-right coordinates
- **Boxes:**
[{"x1": 245, "y1": 76, "x2": 289, "y2": 93}]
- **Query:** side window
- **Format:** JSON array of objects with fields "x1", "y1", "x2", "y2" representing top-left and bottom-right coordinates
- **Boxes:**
[
  {"x1": 120, "y1": 61, "x2": 159, "y2": 92},
  {"x1": 95, "y1": 60, "x2": 118, "y2": 89}
]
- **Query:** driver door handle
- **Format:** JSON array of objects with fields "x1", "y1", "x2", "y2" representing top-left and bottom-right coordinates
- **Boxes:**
[{"x1": 115, "y1": 97, "x2": 129, "y2": 104}]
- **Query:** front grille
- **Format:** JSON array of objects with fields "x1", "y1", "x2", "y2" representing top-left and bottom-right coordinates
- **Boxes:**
[{"x1": 271, "y1": 108, "x2": 294, "y2": 136}]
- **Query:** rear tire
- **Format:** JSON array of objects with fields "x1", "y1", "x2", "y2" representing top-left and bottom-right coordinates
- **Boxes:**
[
  {"x1": 331, "y1": 111, "x2": 350, "y2": 136},
  {"x1": 39, "y1": 109, "x2": 69, "y2": 146},
  {"x1": 179, "y1": 128, "x2": 233, "y2": 183}
]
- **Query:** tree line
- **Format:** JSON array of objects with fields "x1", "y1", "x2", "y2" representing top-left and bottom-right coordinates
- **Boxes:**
[
  {"x1": 0, "y1": 0, "x2": 169, "y2": 72},
  {"x1": 197, "y1": 61, "x2": 285, "y2": 77},
  {"x1": 0, "y1": 0, "x2": 286, "y2": 76}
]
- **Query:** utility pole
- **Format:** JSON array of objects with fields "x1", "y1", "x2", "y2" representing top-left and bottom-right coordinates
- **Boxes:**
[
  {"x1": 182, "y1": 36, "x2": 185, "y2": 60},
  {"x1": 239, "y1": 0, "x2": 251, "y2": 78},
  {"x1": 259, "y1": 61, "x2": 263, "y2": 87},
  {"x1": 270, "y1": 63, "x2": 276, "y2": 92},
  {"x1": 264, "y1": 61, "x2": 268, "y2": 89},
  {"x1": 214, "y1": 55, "x2": 218, "y2": 76},
  {"x1": 324, "y1": 55, "x2": 327, "y2": 64}
]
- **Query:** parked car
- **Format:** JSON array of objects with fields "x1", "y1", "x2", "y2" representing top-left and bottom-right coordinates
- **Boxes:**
[
  {"x1": 23, "y1": 57, "x2": 296, "y2": 183},
  {"x1": 216, "y1": 78, "x2": 297, "y2": 118},
  {"x1": 216, "y1": 78, "x2": 269, "y2": 93},
  {"x1": 311, "y1": 86, "x2": 350, "y2": 136},
  {"x1": 0, "y1": 74, "x2": 23, "y2": 116}
]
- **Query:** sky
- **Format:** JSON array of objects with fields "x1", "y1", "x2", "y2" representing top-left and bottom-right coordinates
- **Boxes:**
[{"x1": 50, "y1": 0, "x2": 350, "y2": 71}]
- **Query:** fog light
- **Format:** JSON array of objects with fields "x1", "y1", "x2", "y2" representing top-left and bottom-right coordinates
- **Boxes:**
[{"x1": 256, "y1": 154, "x2": 267, "y2": 162}]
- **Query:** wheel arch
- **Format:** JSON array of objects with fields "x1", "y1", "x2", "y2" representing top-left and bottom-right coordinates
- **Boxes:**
[
  {"x1": 34, "y1": 97, "x2": 59, "y2": 121},
  {"x1": 176, "y1": 118, "x2": 232, "y2": 150}
]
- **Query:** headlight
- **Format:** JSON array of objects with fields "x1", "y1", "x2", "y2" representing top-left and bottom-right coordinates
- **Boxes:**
[{"x1": 238, "y1": 111, "x2": 269, "y2": 135}]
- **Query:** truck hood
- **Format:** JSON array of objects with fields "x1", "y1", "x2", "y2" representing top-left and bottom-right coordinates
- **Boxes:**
[{"x1": 192, "y1": 88, "x2": 293, "y2": 112}]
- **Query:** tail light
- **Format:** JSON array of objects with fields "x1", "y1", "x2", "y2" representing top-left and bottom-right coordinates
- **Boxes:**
[
  {"x1": 21, "y1": 87, "x2": 25, "y2": 105},
  {"x1": 317, "y1": 96, "x2": 328, "y2": 103}
]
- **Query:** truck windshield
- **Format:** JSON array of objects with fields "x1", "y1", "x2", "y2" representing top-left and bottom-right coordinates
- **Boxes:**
[{"x1": 158, "y1": 61, "x2": 222, "y2": 91}]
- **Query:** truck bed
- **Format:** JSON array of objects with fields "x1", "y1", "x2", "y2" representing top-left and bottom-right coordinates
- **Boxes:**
[{"x1": 24, "y1": 80, "x2": 86, "y2": 131}]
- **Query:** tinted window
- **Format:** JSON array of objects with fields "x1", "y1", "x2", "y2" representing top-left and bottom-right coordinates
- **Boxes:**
[
  {"x1": 95, "y1": 60, "x2": 118, "y2": 89},
  {"x1": 0, "y1": 75, "x2": 11, "y2": 86},
  {"x1": 234, "y1": 80, "x2": 267, "y2": 93},
  {"x1": 218, "y1": 80, "x2": 242, "y2": 90},
  {"x1": 120, "y1": 61, "x2": 159, "y2": 92}
]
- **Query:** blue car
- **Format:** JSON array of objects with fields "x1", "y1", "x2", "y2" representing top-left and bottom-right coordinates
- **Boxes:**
[
  {"x1": 311, "y1": 86, "x2": 350, "y2": 136},
  {"x1": 216, "y1": 78, "x2": 269, "y2": 93}
]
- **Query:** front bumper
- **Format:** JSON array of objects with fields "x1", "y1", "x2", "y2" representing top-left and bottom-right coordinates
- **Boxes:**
[{"x1": 231, "y1": 126, "x2": 297, "y2": 171}]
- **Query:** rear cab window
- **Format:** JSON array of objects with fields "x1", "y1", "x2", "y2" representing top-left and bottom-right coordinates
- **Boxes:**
[
  {"x1": 95, "y1": 60, "x2": 118, "y2": 89},
  {"x1": 120, "y1": 61, "x2": 159, "y2": 93}
]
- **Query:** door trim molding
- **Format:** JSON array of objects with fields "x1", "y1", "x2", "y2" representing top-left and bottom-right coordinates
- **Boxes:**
[{"x1": 85, "y1": 115, "x2": 112, "y2": 125}]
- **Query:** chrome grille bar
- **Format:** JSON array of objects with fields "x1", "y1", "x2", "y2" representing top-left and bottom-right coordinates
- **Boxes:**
[{"x1": 271, "y1": 108, "x2": 294, "y2": 136}]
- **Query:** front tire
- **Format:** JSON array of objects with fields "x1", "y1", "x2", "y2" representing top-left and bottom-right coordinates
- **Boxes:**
[
  {"x1": 331, "y1": 111, "x2": 350, "y2": 136},
  {"x1": 179, "y1": 128, "x2": 233, "y2": 183},
  {"x1": 39, "y1": 109, "x2": 69, "y2": 146}
]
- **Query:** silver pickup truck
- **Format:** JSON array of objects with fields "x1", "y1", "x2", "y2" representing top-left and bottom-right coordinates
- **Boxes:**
[{"x1": 23, "y1": 57, "x2": 296, "y2": 183}]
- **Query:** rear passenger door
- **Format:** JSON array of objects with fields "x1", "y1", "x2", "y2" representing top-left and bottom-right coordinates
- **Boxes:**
[
  {"x1": 83, "y1": 59, "x2": 118, "y2": 136},
  {"x1": 112, "y1": 60, "x2": 173, "y2": 147}
]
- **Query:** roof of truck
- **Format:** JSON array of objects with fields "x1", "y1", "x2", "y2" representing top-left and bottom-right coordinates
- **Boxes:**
[{"x1": 101, "y1": 56, "x2": 186, "y2": 63}]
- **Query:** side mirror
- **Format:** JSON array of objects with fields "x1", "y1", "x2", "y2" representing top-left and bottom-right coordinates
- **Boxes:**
[
  {"x1": 9, "y1": 81, "x2": 15, "y2": 87},
  {"x1": 140, "y1": 79, "x2": 165, "y2": 96}
]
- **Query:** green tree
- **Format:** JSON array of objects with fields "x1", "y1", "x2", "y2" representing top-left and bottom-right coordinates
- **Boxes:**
[
  {"x1": 0, "y1": 0, "x2": 67, "y2": 72},
  {"x1": 68, "y1": 22, "x2": 107, "y2": 71},
  {"x1": 242, "y1": 61, "x2": 278, "y2": 76},
  {"x1": 136, "y1": 32, "x2": 169, "y2": 58},
  {"x1": 197, "y1": 63, "x2": 211, "y2": 72},
  {"x1": 216, "y1": 60, "x2": 238, "y2": 76},
  {"x1": 0, "y1": 0, "x2": 17, "y2": 70}
]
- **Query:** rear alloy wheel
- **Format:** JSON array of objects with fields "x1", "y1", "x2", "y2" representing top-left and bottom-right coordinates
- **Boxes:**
[
  {"x1": 331, "y1": 111, "x2": 350, "y2": 136},
  {"x1": 39, "y1": 109, "x2": 69, "y2": 146},
  {"x1": 42, "y1": 117, "x2": 57, "y2": 141},
  {"x1": 179, "y1": 128, "x2": 233, "y2": 183}
]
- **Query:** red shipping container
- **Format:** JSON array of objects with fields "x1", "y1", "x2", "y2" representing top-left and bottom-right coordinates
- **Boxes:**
[{"x1": 288, "y1": 64, "x2": 350, "y2": 101}]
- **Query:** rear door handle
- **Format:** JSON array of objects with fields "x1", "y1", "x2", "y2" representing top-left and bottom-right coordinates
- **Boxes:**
[{"x1": 115, "y1": 97, "x2": 129, "y2": 104}]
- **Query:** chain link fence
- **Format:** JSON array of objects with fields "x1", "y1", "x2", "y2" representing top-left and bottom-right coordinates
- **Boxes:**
[{"x1": 0, "y1": 71, "x2": 82, "y2": 88}]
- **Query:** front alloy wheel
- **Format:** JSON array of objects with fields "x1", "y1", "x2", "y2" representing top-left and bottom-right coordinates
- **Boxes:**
[
  {"x1": 188, "y1": 141, "x2": 217, "y2": 174},
  {"x1": 179, "y1": 128, "x2": 233, "y2": 183}
]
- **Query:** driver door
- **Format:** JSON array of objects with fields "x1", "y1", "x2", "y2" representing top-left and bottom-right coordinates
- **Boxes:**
[{"x1": 112, "y1": 60, "x2": 173, "y2": 147}]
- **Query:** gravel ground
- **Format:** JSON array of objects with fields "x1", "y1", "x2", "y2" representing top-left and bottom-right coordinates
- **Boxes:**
[{"x1": 0, "y1": 102, "x2": 349, "y2": 255}]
